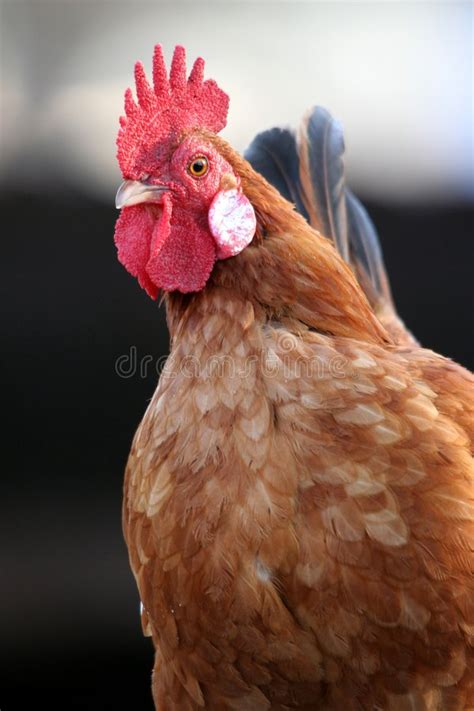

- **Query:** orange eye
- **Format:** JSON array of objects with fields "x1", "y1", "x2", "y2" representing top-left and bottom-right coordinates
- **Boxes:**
[{"x1": 188, "y1": 155, "x2": 209, "y2": 178}]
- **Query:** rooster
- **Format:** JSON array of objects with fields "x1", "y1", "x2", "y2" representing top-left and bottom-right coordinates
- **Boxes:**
[{"x1": 114, "y1": 46, "x2": 474, "y2": 710}]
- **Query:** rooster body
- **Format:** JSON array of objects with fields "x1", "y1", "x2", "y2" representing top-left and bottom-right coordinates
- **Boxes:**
[{"x1": 116, "y1": 47, "x2": 474, "y2": 709}]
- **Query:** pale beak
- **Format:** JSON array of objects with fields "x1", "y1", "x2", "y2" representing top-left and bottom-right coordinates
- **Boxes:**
[{"x1": 115, "y1": 180, "x2": 169, "y2": 209}]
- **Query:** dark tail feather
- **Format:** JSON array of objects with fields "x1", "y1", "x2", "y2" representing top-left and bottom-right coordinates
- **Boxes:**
[
  {"x1": 345, "y1": 189, "x2": 394, "y2": 311},
  {"x1": 244, "y1": 127, "x2": 309, "y2": 220},
  {"x1": 298, "y1": 107, "x2": 349, "y2": 262},
  {"x1": 345, "y1": 191, "x2": 417, "y2": 344},
  {"x1": 245, "y1": 107, "x2": 417, "y2": 345}
]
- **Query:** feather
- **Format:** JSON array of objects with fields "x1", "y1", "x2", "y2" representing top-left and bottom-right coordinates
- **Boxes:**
[
  {"x1": 245, "y1": 106, "x2": 418, "y2": 344},
  {"x1": 345, "y1": 189, "x2": 394, "y2": 312},
  {"x1": 297, "y1": 107, "x2": 349, "y2": 262},
  {"x1": 244, "y1": 128, "x2": 309, "y2": 220}
]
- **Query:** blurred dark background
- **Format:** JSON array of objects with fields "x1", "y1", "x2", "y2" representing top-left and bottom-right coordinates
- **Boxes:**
[{"x1": 1, "y1": 2, "x2": 472, "y2": 710}]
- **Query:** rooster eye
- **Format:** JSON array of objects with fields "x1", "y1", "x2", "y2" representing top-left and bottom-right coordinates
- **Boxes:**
[{"x1": 188, "y1": 156, "x2": 209, "y2": 178}]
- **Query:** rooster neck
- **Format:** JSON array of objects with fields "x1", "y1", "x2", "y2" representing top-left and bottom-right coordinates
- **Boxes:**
[
  {"x1": 164, "y1": 224, "x2": 390, "y2": 349},
  {"x1": 209, "y1": 227, "x2": 391, "y2": 345},
  {"x1": 160, "y1": 134, "x2": 390, "y2": 346},
  {"x1": 164, "y1": 286, "x2": 263, "y2": 351},
  {"x1": 192, "y1": 135, "x2": 390, "y2": 345}
]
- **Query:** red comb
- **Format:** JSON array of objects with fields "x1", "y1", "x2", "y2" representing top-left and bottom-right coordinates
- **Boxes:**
[{"x1": 117, "y1": 45, "x2": 229, "y2": 178}]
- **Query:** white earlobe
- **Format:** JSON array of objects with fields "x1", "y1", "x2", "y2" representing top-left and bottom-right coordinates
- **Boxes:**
[{"x1": 208, "y1": 188, "x2": 256, "y2": 259}]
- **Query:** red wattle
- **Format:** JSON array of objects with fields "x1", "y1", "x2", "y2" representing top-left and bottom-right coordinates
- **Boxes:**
[
  {"x1": 145, "y1": 199, "x2": 217, "y2": 293},
  {"x1": 114, "y1": 205, "x2": 158, "y2": 299},
  {"x1": 115, "y1": 195, "x2": 217, "y2": 296}
]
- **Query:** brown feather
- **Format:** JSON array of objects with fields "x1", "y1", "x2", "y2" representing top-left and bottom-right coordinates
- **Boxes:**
[{"x1": 122, "y1": 135, "x2": 474, "y2": 710}]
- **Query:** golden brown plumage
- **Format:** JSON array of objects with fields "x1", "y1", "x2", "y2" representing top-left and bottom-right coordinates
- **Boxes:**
[
  {"x1": 122, "y1": 136, "x2": 474, "y2": 710},
  {"x1": 114, "y1": 47, "x2": 474, "y2": 710}
]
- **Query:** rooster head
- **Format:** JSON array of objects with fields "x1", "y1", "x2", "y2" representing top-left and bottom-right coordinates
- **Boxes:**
[{"x1": 114, "y1": 45, "x2": 256, "y2": 298}]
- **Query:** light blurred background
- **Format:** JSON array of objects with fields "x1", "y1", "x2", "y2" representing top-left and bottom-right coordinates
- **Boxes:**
[
  {"x1": 1, "y1": 0, "x2": 473, "y2": 202},
  {"x1": 1, "y1": 2, "x2": 473, "y2": 710}
]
